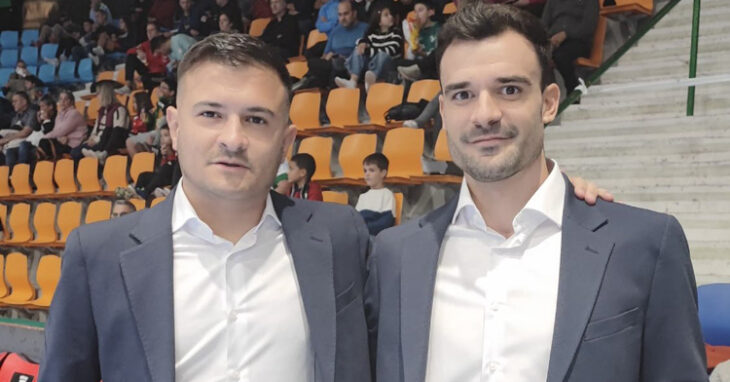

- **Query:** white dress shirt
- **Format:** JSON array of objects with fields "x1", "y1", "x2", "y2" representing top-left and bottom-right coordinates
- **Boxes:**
[
  {"x1": 172, "y1": 182, "x2": 314, "y2": 382},
  {"x1": 425, "y1": 162, "x2": 566, "y2": 382}
]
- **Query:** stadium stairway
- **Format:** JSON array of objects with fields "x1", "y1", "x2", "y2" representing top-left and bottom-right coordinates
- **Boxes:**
[{"x1": 546, "y1": 0, "x2": 730, "y2": 285}]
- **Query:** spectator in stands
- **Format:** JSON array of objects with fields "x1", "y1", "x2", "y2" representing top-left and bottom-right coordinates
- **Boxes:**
[
  {"x1": 287, "y1": 153, "x2": 324, "y2": 201},
  {"x1": 541, "y1": 0, "x2": 598, "y2": 95},
  {"x1": 1, "y1": 92, "x2": 38, "y2": 167},
  {"x1": 89, "y1": 0, "x2": 113, "y2": 23},
  {"x1": 335, "y1": 3, "x2": 403, "y2": 91},
  {"x1": 3, "y1": 60, "x2": 29, "y2": 95},
  {"x1": 24, "y1": 76, "x2": 45, "y2": 105},
  {"x1": 292, "y1": 0, "x2": 368, "y2": 90},
  {"x1": 356, "y1": 152, "x2": 395, "y2": 235},
  {"x1": 202, "y1": 0, "x2": 244, "y2": 34},
  {"x1": 36, "y1": 89, "x2": 88, "y2": 161},
  {"x1": 131, "y1": 91, "x2": 155, "y2": 135},
  {"x1": 149, "y1": 0, "x2": 179, "y2": 29},
  {"x1": 120, "y1": 23, "x2": 171, "y2": 92},
  {"x1": 83, "y1": 9, "x2": 122, "y2": 66},
  {"x1": 241, "y1": 0, "x2": 274, "y2": 29},
  {"x1": 169, "y1": 33, "x2": 198, "y2": 72},
  {"x1": 352, "y1": 0, "x2": 378, "y2": 22},
  {"x1": 126, "y1": 78, "x2": 177, "y2": 156},
  {"x1": 111, "y1": 199, "x2": 136, "y2": 218},
  {"x1": 315, "y1": 0, "x2": 339, "y2": 35},
  {"x1": 71, "y1": 81, "x2": 130, "y2": 161},
  {"x1": 174, "y1": 0, "x2": 204, "y2": 37},
  {"x1": 120, "y1": 125, "x2": 181, "y2": 201},
  {"x1": 287, "y1": 0, "x2": 316, "y2": 35},
  {"x1": 13, "y1": 94, "x2": 57, "y2": 165},
  {"x1": 395, "y1": 0, "x2": 440, "y2": 80},
  {"x1": 217, "y1": 10, "x2": 241, "y2": 33},
  {"x1": 260, "y1": 0, "x2": 302, "y2": 60}
]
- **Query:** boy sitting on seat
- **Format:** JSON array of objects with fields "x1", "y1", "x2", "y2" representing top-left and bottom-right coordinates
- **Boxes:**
[{"x1": 356, "y1": 153, "x2": 396, "y2": 235}]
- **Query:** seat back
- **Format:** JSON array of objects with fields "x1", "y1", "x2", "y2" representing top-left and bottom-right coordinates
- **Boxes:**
[
  {"x1": 102, "y1": 155, "x2": 129, "y2": 190},
  {"x1": 290, "y1": 91, "x2": 321, "y2": 131},
  {"x1": 7, "y1": 203, "x2": 32, "y2": 243},
  {"x1": 96, "y1": 70, "x2": 115, "y2": 82},
  {"x1": 58, "y1": 60, "x2": 76, "y2": 83},
  {"x1": 249, "y1": 17, "x2": 271, "y2": 37},
  {"x1": 32, "y1": 255, "x2": 61, "y2": 307},
  {"x1": 33, "y1": 161, "x2": 55, "y2": 196},
  {"x1": 0, "y1": 204, "x2": 7, "y2": 234},
  {"x1": 434, "y1": 128, "x2": 452, "y2": 162},
  {"x1": 306, "y1": 29, "x2": 328, "y2": 49},
  {"x1": 698, "y1": 283, "x2": 730, "y2": 346},
  {"x1": 339, "y1": 133, "x2": 377, "y2": 179},
  {"x1": 0, "y1": 166, "x2": 10, "y2": 197},
  {"x1": 20, "y1": 46, "x2": 38, "y2": 66},
  {"x1": 326, "y1": 88, "x2": 360, "y2": 127},
  {"x1": 129, "y1": 198, "x2": 146, "y2": 211},
  {"x1": 286, "y1": 60, "x2": 308, "y2": 80},
  {"x1": 10, "y1": 163, "x2": 32, "y2": 196},
  {"x1": 394, "y1": 192, "x2": 403, "y2": 225},
  {"x1": 87, "y1": 94, "x2": 101, "y2": 122},
  {"x1": 75, "y1": 99, "x2": 87, "y2": 117},
  {"x1": 32, "y1": 203, "x2": 58, "y2": 243},
  {"x1": 0, "y1": 30, "x2": 19, "y2": 49},
  {"x1": 57, "y1": 201, "x2": 82, "y2": 242},
  {"x1": 40, "y1": 43, "x2": 58, "y2": 60},
  {"x1": 0, "y1": 49, "x2": 18, "y2": 68},
  {"x1": 366, "y1": 83, "x2": 404, "y2": 126},
  {"x1": 21, "y1": 29, "x2": 39, "y2": 46},
  {"x1": 130, "y1": 152, "x2": 156, "y2": 183},
  {"x1": 54, "y1": 158, "x2": 78, "y2": 194},
  {"x1": 297, "y1": 136, "x2": 333, "y2": 181},
  {"x1": 382, "y1": 127, "x2": 424, "y2": 178},
  {"x1": 77, "y1": 157, "x2": 102, "y2": 193},
  {"x1": 575, "y1": 16, "x2": 607, "y2": 68},
  {"x1": 407, "y1": 79, "x2": 440, "y2": 103},
  {"x1": 442, "y1": 2, "x2": 456, "y2": 14},
  {"x1": 85, "y1": 200, "x2": 111, "y2": 224},
  {"x1": 3, "y1": 252, "x2": 35, "y2": 302},
  {"x1": 150, "y1": 196, "x2": 166, "y2": 207},
  {"x1": 78, "y1": 57, "x2": 93, "y2": 83},
  {"x1": 322, "y1": 191, "x2": 348, "y2": 205},
  {"x1": 0, "y1": 68, "x2": 13, "y2": 86},
  {"x1": 38, "y1": 63, "x2": 55, "y2": 84},
  {"x1": 0, "y1": 256, "x2": 7, "y2": 298}
]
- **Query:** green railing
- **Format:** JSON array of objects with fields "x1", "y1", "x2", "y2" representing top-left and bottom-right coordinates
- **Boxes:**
[{"x1": 558, "y1": 0, "x2": 702, "y2": 116}]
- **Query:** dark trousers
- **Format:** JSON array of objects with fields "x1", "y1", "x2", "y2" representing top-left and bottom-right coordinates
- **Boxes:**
[
  {"x1": 306, "y1": 56, "x2": 347, "y2": 88},
  {"x1": 124, "y1": 54, "x2": 164, "y2": 90},
  {"x1": 135, "y1": 163, "x2": 175, "y2": 199},
  {"x1": 70, "y1": 127, "x2": 129, "y2": 160},
  {"x1": 37, "y1": 138, "x2": 72, "y2": 161},
  {"x1": 553, "y1": 39, "x2": 591, "y2": 93}
]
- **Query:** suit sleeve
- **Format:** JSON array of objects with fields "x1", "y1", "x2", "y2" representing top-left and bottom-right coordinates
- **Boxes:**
[
  {"x1": 39, "y1": 229, "x2": 101, "y2": 382},
  {"x1": 641, "y1": 215, "x2": 707, "y2": 381},
  {"x1": 363, "y1": 238, "x2": 379, "y2": 376}
]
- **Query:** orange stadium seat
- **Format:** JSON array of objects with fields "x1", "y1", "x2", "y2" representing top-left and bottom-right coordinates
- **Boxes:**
[
  {"x1": 76, "y1": 157, "x2": 103, "y2": 195},
  {"x1": 297, "y1": 136, "x2": 333, "y2": 181},
  {"x1": 25, "y1": 255, "x2": 61, "y2": 309},
  {"x1": 129, "y1": 198, "x2": 146, "y2": 211},
  {"x1": 0, "y1": 252, "x2": 35, "y2": 306},
  {"x1": 601, "y1": 0, "x2": 653, "y2": 16},
  {"x1": 290, "y1": 91, "x2": 321, "y2": 135},
  {"x1": 75, "y1": 100, "x2": 87, "y2": 117},
  {"x1": 576, "y1": 16, "x2": 607, "y2": 69},
  {"x1": 9, "y1": 163, "x2": 32, "y2": 199},
  {"x1": 407, "y1": 79, "x2": 440, "y2": 103},
  {"x1": 130, "y1": 152, "x2": 155, "y2": 183},
  {"x1": 32, "y1": 160, "x2": 55, "y2": 197},
  {"x1": 286, "y1": 61, "x2": 309, "y2": 80},
  {"x1": 319, "y1": 133, "x2": 376, "y2": 187},
  {"x1": 56, "y1": 201, "x2": 82, "y2": 245},
  {"x1": 414, "y1": 129, "x2": 462, "y2": 184},
  {"x1": 382, "y1": 127, "x2": 424, "y2": 184},
  {"x1": 85, "y1": 200, "x2": 111, "y2": 224},
  {"x1": 4, "y1": 203, "x2": 32, "y2": 244},
  {"x1": 0, "y1": 256, "x2": 7, "y2": 298},
  {"x1": 354, "y1": 83, "x2": 404, "y2": 131},
  {"x1": 0, "y1": 166, "x2": 10, "y2": 198},
  {"x1": 249, "y1": 17, "x2": 271, "y2": 37},
  {"x1": 322, "y1": 191, "x2": 349, "y2": 205},
  {"x1": 443, "y1": 2, "x2": 456, "y2": 15},
  {"x1": 87, "y1": 96, "x2": 100, "y2": 123},
  {"x1": 306, "y1": 29, "x2": 328, "y2": 50},
  {"x1": 150, "y1": 87, "x2": 160, "y2": 108},
  {"x1": 0, "y1": 204, "x2": 7, "y2": 234},
  {"x1": 394, "y1": 192, "x2": 404, "y2": 225},
  {"x1": 103, "y1": 155, "x2": 129, "y2": 192},
  {"x1": 28, "y1": 202, "x2": 58, "y2": 246},
  {"x1": 54, "y1": 158, "x2": 78, "y2": 195},
  {"x1": 323, "y1": 88, "x2": 360, "y2": 133},
  {"x1": 96, "y1": 70, "x2": 115, "y2": 82},
  {"x1": 150, "y1": 196, "x2": 166, "y2": 207}
]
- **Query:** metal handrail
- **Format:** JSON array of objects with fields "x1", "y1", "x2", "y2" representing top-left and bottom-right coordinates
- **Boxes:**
[{"x1": 686, "y1": 0, "x2": 701, "y2": 116}]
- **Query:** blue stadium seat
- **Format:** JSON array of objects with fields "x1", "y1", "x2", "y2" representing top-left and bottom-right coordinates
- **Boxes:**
[
  {"x1": 26, "y1": 65, "x2": 38, "y2": 76},
  {"x1": 40, "y1": 43, "x2": 58, "y2": 62},
  {"x1": 20, "y1": 46, "x2": 38, "y2": 66},
  {"x1": 21, "y1": 29, "x2": 39, "y2": 46},
  {"x1": 57, "y1": 60, "x2": 77, "y2": 83},
  {"x1": 0, "y1": 49, "x2": 18, "y2": 68},
  {"x1": 698, "y1": 283, "x2": 730, "y2": 346},
  {"x1": 0, "y1": 30, "x2": 19, "y2": 49},
  {"x1": 37, "y1": 64, "x2": 55, "y2": 84},
  {"x1": 77, "y1": 58, "x2": 93, "y2": 83},
  {"x1": 0, "y1": 67, "x2": 13, "y2": 85}
]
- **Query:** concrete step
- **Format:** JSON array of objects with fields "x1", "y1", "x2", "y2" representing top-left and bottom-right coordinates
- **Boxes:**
[
  {"x1": 551, "y1": 114, "x2": 730, "y2": 134},
  {"x1": 619, "y1": 34, "x2": 730, "y2": 64},
  {"x1": 579, "y1": 81, "x2": 730, "y2": 107},
  {"x1": 559, "y1": 96, "x2": 725, "y2": 121},
  {"x1": 639, "y1": 18, "x2": 730, "y2": 43},
  {"x1": 557, "y1": 161, "x2": 730, "y2": 180},
  {"x1": 548, "y1": 138, "x2": 730, "y2": 159},
  {"x1": 546, "y1": 122, "x2": 730, "y2": 144},
  {"x1": 602, "y1": 54, "x2": 728, "y2": 83},
  {"x1": 656, "y1": 2, "x2": 730, "y2": 28}
]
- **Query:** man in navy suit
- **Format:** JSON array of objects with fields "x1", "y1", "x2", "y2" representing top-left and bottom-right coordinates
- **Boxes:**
[
  {"x1": 366, "y1": 3, "x2": 707, "y2": 382},
  {"x1": 40, "y1": 33, "x2": 371, "y2": 382}
]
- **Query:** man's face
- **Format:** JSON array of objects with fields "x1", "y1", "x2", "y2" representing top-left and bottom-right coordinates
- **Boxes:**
[
  {"x1": 167, "y1": 62, "x2": 296, "y2": 203},
  {"x1": 216, "y1": 0, "x2": 228, "y2": 7},
  {"x1": 58, "y1": 92, "x2": 73, "y2": 110},
  {"x1": 157, "y1": 40, "x2": 172, "y2": 55},
  {"x1": 219, "y1": 13, "x2": 233, "y2": 31},
  {"x1": 16, "y1": 62, "x2": 27, "y2": 76},
  {"x1": 179, "y1": 0, "x2": 191, "y2": 11},
  {"x1": 338, "y1": 1, "x2": 356, "y2": 28},
  {"x1": 11, "y1": 95, "x2": 28, "y2": 113},
  {"x1": 413, "y1": 3, "x2": 432, "y2": 26},
  {"x1": 363, "y1": 163, "x2": 386, "y2": 188},
  {"x1": 439, "y1": 31, "x2": 559, "y2": 183},
  {"x1": 159, "y1": 81, "x2": 174, "y2": 99},
  {"x1": 111, "y1": 203, "x2": 134, "y2": 218},
  {"x1": 95, "y1": 10, "x2": 107, "y2": 25},
  {"x1": 146, "y1": 24, "x2": 159, "y2": 40},
  {"x1": 270, "y1": 0, "x2": 286, "y2": 17}
]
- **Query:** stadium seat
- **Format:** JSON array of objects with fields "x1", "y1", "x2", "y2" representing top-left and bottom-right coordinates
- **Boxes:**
[
  {"x1": 37, "y1": 63, "x2": 55, "y2": 84},
  {"x1": 0, "y1": 256, "x2": 7, "y2": 298},
  {"x1": 9, "y1": 163, "x2": 32, "y2": 198},
  {"x1": 290, "y1": 91, "x2": 321, "y2": 135},
  {"x1": 21, "y1": 29, "x2": 39, "y2": 46},
  {"x1": 129, "y1": 198, "x2": 146, "y2": 211},
  {"x1": 25, "y1": 255, "x2": 61, "y2": 309},
  {"x1": 78, "y1": 57, "x2": 93, "y2": 83},
  {"x1": 103, "y1": 155, "x2": 129, "y2": 193},
  {"x1": 57, "y1": 60, "x2": 77, "y2": 83},
  {"x1": 322, "y1": 191, "x2": 348, "y2": 205},
  {"x1": 355, "y1": 83, "x2": 404, "y2": 131},
  {"x1": 394, "y1": 192, "x2": 403, "y2": 225},
  {"x1": 249, "y1": 17, "x2": 271, "y2": 37},
  {"x1": 96, "y1": 70, "x2": 115, "y2": 82},
  {"x1": 699, "y1": 283, "x2": 730, "y2": 346},
  {"x1": 286, "y1": 60, "x2": 308, "y2": 80},
  {"x1": 0, "y1": 166, "x2": 10, "y2": 198},
  {"x1": 576, "y1": 16, "x2": 608, "y2": 69},
  {"x1": 53, "y1": 158, "x2": 77, "y2": 195},
  {"x1": 26, "y1": 65, "x2": 38, "y2": 76},
  {"x1": 75, "y1": 99, "x2": 87, "y2": 116},
  {"x1": 407, "y1": 79, "x2": 440, "y2": 103},
  {"x1": 85, "y1": 200, "x2": 111, "y2": 224},
  {"x1": 30, "y1": 160, "x2": 55, "y2": 198},
  {"x1": 56, "y1": 201, "x2": 82, "y2": 244},
  {"x1": 28, "y1": 202, "x2": 58, "y2": 246},
  {"x1": 0, "y1": 68, "x2": 13, "y2": 86},
  {"x1": 601, "y1": 0, "x2": 653, "y2": 16},
  {"x1": 130, "y1": 152, "x2": 155, "y2": 183},
  {"x1": 40, "y1": 43, "x2": 58, "y2": 62},
  {"x1": 0, "y1": 252, "x2": 35, "y2": 305},
  {"x1": 87, "y1": 96, "x2": 100, "y2": 122},
  {"x1": 306, "y1": 29, "x2": 328, "y2": 50},
  {"x1": 297, "y1": 136, "x2": 333, "y2": 181},
  {"x1": 0, "y1": 31, "x2": 18, "y2": 49},
  {"x1": 442, "y1": 2, "x2": 456, "y2": 15},
  {"x1": 323, "y1": 88, "x2": 360, "y2": 133},
  {"x1": 0, "y1": 49, "x2": 18, "y2": 68},
  {"x1": 76, "y1": 157, "x2": 103, "y2": 195},
  {"x1": 150, "y1": 196, "x2": 165, "y2": 207},
  {"x1": 318, "y1": 133, "x2": 376, "y2": 187},
  {"x1": 150, "y1": 86, "x2": 160, "y2": 108},
  {"x1": 0, "y1": 352, "x2": 40, "y2": 381},
  {"x1": 413, "y1": 129, "x2": 461, "y2": 184},
  {"x1": 20, "y1": 46, "x2": 38, "y2": 66},
  {"x1": 382, "y1": 127, "x2": 424, "y2": 184},
  {"x1": 4, "y1": 203, "x2": 32, "y2": 244}
]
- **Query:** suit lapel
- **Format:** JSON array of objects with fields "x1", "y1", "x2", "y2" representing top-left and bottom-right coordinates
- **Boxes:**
[
  {"x1": 273, "y1": 192, "x2": 336, "y2": 382},
  {"x1": 401, "y1": 197, "x2": 458, "y2": 382},
  {"x1": 546, "y1": 178, "x2": 615, "y2": 382},
  {"x1": 119, "y1": 193, "x2": 176, "y2": 382}
]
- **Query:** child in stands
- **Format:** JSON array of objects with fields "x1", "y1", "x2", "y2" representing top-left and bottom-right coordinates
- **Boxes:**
[
  {"x1": 355, "y1": 153, "x2": 396, "y2": 235},
  {"x1": 130, "y1": 91, "x2": 154, "y2": 135},
  {"x1": 288, "y1": 153, "x2": 323, "y2": 201}
]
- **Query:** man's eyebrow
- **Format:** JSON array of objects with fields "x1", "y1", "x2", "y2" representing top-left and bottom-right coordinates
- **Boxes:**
[
  {"x1": 245, "y1": 106, "x2": 275, "y2": 117},
  {"x1": 497, "y1": 76, "x2": 532, "y2": 85},
  {"x1": 192, "y1": 101, "x2": 224, "y2": 109},
  {"x1": 192, "y1": 102, "x2": 276, "y2": 117},
  {"x1": 443, "y1": 81, "x2": 470, "y2": 93}
]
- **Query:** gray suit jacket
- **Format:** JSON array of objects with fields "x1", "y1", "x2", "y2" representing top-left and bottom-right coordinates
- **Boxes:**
[
  {"x1": 366, "y1": 177, "x2": 707, "y2": 382},
  {"x1": 40, "y1": 190, "x2": 371, "y2": 382}
]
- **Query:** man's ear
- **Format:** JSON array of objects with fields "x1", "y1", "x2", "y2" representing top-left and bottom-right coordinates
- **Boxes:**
[
  {"x1": 166, "y1": 105, "x2": 179, "y2": 151},
  {"x1": 282, "y1": 123, "x2": 297, "y2": 159},
  {"x1": 541, "y1": 83, "x2": 560, "y2": 125}
]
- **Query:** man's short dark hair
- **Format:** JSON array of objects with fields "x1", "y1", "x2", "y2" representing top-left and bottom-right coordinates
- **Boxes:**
[
  {"x1": 40, "y1": 94, "x2": 56, "y2": 108},
  {"x1": 414, "y1": 0, "x2": 434, "y2": 9},
  {"x1": 13, "y1": 91, "x2": 30, "y2": 103},
  {"x1": 162, "y1": 77, "x2": 177, "y2": 93},
  {"x1": 59, "y1": 89, "x2": 75, "y2": 103},
  {"x1": 113, "y1": 199, "x2": 136, "y2": 211},
  {"x1": 363, "y1": 153, "x2": 389, "y2": 171},
  {"x1": 436, "y1": 3, "x2": 555, "y2": 89},
  {"x1": 150, "y1": 35, "x2": 170, "y2": 52},
  {"x1": 177, "y1": 33, "x2": 292, "y2": 103},
  {"x1": 290, "y1": 153, "x2": 316, "y2": 182},
  {"x1": 159, "y1": 124, "x2": 169, "y2": 131}
]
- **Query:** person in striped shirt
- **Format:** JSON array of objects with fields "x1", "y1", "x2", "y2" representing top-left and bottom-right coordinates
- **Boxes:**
[{"x1": 335, "y1": 3, "x2": 404, "y2": 91}]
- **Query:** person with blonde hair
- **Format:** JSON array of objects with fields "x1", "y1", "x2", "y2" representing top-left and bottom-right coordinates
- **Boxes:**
[{"x1": 70, "y1": 81, "x2": 130, "y2": 161}]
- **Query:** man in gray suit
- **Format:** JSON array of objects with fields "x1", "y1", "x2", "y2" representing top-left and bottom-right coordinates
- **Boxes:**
[
  {"x1": 366, "y1": 3, "x2": 707, "y2": 382},
  {"x1": 40, "y1": 34, "x2": 371, "y2": 382}
]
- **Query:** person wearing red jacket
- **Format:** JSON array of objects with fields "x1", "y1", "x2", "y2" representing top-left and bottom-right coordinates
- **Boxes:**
[{"x1": 121, "y1": 22, "x2": 171, "y2": 92}]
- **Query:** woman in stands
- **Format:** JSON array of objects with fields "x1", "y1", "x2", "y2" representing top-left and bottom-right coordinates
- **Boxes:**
[
  {"x1": 335, "y1": 4, "x2": 403, "y2": 91},
  {"x1": 36, "y1": 89, "x2": 88, "y2": 161},
  {"x1": 218, "y1": 11, "x2": 240, "y2": 34},
  {"x1": 71, "y1": 81, "x2": 130, "y2": 162},
  {"x1": 130, "y1": 91, "x2": 155, "y2": 135},
  {"x1": 14, "y1": 94, "x2": 57, "y2": 165}
]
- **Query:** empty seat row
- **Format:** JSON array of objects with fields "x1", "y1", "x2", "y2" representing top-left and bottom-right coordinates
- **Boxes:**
[
  {"x1": 0, "y1": 252, "x2": 59, "y2": 310},
  {"x1": 0, "y1": 42, "x2": 57, "y2": 68},
  {"x1": 0, "y1": 29, "x2": 40, "y2": 49}
]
